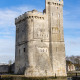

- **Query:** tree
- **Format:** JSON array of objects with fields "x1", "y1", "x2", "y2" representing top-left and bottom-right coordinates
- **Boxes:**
[{"x1": 8, "y1": 60, "x2": 12, "y2": 65}]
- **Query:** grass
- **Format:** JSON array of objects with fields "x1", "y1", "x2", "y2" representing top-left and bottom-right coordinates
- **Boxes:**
[{"x1": 0, "y1": 75, "x2": 67, "y2": 80}]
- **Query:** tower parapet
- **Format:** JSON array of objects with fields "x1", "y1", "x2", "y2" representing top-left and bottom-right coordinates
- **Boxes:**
[
  {"x1": 15, "y1": 10, "x2": 45, "y2": 24},
  {"x1": 46, "y1": 0, "x2": 63, "y2": 5}
]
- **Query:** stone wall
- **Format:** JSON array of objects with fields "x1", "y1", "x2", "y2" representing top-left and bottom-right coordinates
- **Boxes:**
[
  {"x1": 0, "y1": 64, "x2": 14, "y2": 74},
  {"x1": 0, "y1": 65, "x2": 9, "y2": 74}
]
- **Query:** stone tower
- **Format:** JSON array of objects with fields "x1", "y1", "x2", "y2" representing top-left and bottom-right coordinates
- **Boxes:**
[
  {"x1": 15, "y1": 0, "x2": 67, "y2": 77},
  {"x1": 46, "y1": 0, "x2": 66, "y2": 76}
]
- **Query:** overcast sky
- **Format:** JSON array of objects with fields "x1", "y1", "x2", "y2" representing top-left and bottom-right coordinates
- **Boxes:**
[{"x1": 0, "y1": 0, "x2": 80, "y2": 63}]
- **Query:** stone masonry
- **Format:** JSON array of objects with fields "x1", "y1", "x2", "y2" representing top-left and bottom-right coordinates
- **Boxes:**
[{"x1": 15, "y1": 0, "x2": 67, "y2": 77}]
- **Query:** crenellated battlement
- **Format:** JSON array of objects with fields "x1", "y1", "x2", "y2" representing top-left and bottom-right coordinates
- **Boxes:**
[
  {"x1": 15, "y1": 10, "x2": 45, "y2": 24},
  {"x1": 46, "y1": 0, "x2": 63, "y2": 6}
]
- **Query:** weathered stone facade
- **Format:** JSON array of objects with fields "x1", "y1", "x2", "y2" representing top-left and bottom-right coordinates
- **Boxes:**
[{"x1": 15, "y1": 0, "x2": 67, "y2": 77}]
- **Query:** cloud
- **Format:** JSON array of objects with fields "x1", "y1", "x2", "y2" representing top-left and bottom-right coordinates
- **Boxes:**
[
  {"x1": 0, "y1": 55, "x2": 14, "y2": 64},
  {"x1": 65, "y1": 37, "x2": 80, "y2": 56},
  {"x1": 0, "y1": 5, "x2": 42, "y2": 38},
  {"x1": 63, "y1": 5, "x2": 80, "y2": 57},
  {"x1": 0, "y1": 5, "x2": 42, "y2": 27},
  {"x1": 0, "y1": 5, "x2": 36, "y2": 38},
  {"x1": 0, "y1": 39, "x2": 15, "y2": 54},
  {"x1": 0, "y1": 38, "x2": 15, "y2": 63},
  {"x1": 0, "y1": 10, "x2": 17, "y2": 27}
]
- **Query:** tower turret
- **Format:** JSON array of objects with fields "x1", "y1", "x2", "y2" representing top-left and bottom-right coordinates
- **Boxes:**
[
  {"x1": 45, "y1": 0, "x2": 66, "y2": 76},
  {"x1": 46, "y1": 0, "x2": 63, "y2": 14}
]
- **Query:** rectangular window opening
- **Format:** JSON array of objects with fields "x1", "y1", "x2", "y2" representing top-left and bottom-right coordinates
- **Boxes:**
[{"x1": 24, "y1": 48, "x2": 26, "y2": 52}]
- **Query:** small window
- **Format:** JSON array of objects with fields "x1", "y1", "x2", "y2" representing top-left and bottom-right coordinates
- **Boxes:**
[
  {"x1": 24, "y1": 48, "x2": 26, "y2": 52},
  {"x1": 48, "y1": 2, "x2": 50, "y2": 4},
  {"x1": 41, "y1": 40, "x2": 43, "y2": 42},
  {"x1": 22, "y1": 29, "x2": 24, "y2": 32}
]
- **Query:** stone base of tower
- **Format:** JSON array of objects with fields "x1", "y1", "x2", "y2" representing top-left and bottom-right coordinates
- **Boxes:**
[
  {"x1": 24, "y1": 67, "x2": 67, "y2": 77},
  {"x1": 24, "y1": 66, "x2": 54, "y2": 77}
]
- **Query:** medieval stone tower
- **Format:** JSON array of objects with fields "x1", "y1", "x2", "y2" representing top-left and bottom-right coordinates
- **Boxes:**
[{"x1": 15, "y1": 0, "x2": 67, "y2": 77}]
